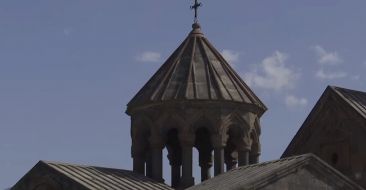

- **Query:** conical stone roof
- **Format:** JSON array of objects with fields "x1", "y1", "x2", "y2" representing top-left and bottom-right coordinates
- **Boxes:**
[{"x1": 127, "y1": 23, "x2": 266, "y2": 114}]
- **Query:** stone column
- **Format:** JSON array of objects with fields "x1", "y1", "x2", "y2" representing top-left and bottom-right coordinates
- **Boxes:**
[
  {"x1": 211, "y1": 134, "x2": 227, "y2": 176},
  {"x1": 237, "y1": 136, "x2": 252, "y2": 167},
  {"x1": 214, "y1": 148, "x2": 224, "y2": 176},
  {"x1": 167, "y1": 146, "x2": 182, "y2": 188},
  {"x1": 179, "y1": 133, "x2": 195, "y2": 188},
  {"x1": 249, "y1": 153, "x2": 260, "y2": 164},
  {"x1": 249, "y1": 141, "x2": 261, "y2": 164},
  {"x1": 225, "y1": 152, "x2": 237, "y2": 171},
  {"x1": 237, "y1": 138, "x2": 251, "y2": 166},
  {"x1": 225, "y1": 144, "x2": 238, "y2": 171},
  {"x1": 238, "y1": 150, "x2": 250, "y2": 166},
  {"x1": 131, "y1": 141, "x2": 145, "y2": 175},
  {"x1": 149, "y1": 136, "x2": 164, "y2": 183},
  {"x1": 146, "y1": 150, "x2": 153, "y2": 178},
  {"x1": 199, "y1": 148, "x2": 213, "y2": 181},
  {"x1": 133, "y1": 157, "x2": 145, "y2": 175}
]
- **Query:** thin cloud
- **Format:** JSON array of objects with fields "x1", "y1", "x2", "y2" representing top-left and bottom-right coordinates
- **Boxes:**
[
  {"x1": 244, "y1": 51, "x2": 299, "y2": 91},
  {"x1": 221, "y1": 49, "x2": 240, "y2": 65},
  {"x1": 136, "y1": 51, "x2": 161, "y2": 63},
  {"x1": 312, "y1": 45, "x2": 342, "y2": 65},
  {"x1": 285, "y1": 95, "x2": 308, "y2": 108},
  {"x1": 350, "y1": 75, "x2": 360, "y2": 81},
  {"x1": 315, "y1": 69, "x2": 347, "y2": 80}
]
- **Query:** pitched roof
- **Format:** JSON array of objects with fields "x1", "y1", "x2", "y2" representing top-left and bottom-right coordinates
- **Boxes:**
[
  {"x1": 282, "y1": 85, "x2": 366, "y2": 157},
  {"x1": 187, "y1": 154, "x2": 364, "y2": 190},
  {"x1": 127, "y1": 23, "x2": 266, "y2": 114},
  {"x1": 332, "y1": 86, "x2": 366, "y2": 119},
  {"x1": 41, "y1": 161, "x2": 173, "y2": 190}
]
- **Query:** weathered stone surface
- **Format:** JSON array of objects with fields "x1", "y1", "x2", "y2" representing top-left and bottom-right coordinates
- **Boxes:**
[
  {"x1": 283, "y1": 86, "x2": 366, "y2": 188},
  {"x1": 127, "y1": 24, "x2": 266, "y2": 189},
  {"x1": 11, "y1": 161, "x2": 173, "y2": 190},
  {"x1": 187, "y1": 154, "x2": 364, "y2": 190}
]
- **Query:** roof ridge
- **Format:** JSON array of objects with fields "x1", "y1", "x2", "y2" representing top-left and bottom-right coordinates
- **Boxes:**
[
  {"x1": 42, "y1": 160, "x2": 128, "y2": 172},
  {"x1": 330, "y1": 85, "x2": 366, "y2": 120}
]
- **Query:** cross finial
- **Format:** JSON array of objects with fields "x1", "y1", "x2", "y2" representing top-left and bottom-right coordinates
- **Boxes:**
[{"x1": 190, "y1": 0, "x2": 202, "y2": 23}]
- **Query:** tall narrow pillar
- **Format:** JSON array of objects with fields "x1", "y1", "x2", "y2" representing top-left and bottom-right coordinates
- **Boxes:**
[
  {"x1": 249, "y1": 153, "x2": 260, "y2": 164},
  {"x1": 133, "y1": 157, "x2": 145, "y2": 175},
  {"x1": 225, "y1": 144, "x2": 238, "y2": 171},
  {"x1": 179, "y1": 134, "x2": 195, "y2": 188},
  {"x1": 146, "y1": 150, "x2": 153, "y2": 178},
  {"x1": 237, "y1": 137, "x2": 252, "y2": 167},
  {"x1": 211, "y1": 134, "x2": 227, "y2": 176},
  {"x1": 131, "y1": 141, "x2": 145, "y2": 175},
  {"x1": 225, "y1": 153, "x2": 237, "y2": 171},
  {"x1": 171, "y1": 164, "x2": 181, "y2": 188},
  {"x1": 167, "y1": 146, "x2": 182, "y2": 188},
  {"x1": 238, "y1": 150, "x2": 249, "y2": 166},
  {"x1": 199, "y1": 149, "x2": 213, "y2": 181},
  {"x1": 214, "y1": 148, "x2": 224, "y2": 176},
  {"x1": 150, "y1": 136, "x2": 164, "y2": 182}
]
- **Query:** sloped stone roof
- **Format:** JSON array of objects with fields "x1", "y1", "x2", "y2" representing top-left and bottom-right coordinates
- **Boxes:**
[
  {"x1": 12, "y1": 161, "x2": 173, "y2": 190},
  {"x1": 127, "y1": 23, "x2": 266, "y2": 114},
  {"x1": 187, "y1": 154, "x2": 364, "y2": 190},
  {"x1": 282, "y1": 85, "x2": 366, "y2": 157},
  {"x1": 332, "y1": 86, "x2": 366, "y2": 119}
]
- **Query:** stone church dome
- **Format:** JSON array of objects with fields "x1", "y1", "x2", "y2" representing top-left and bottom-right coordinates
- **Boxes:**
[{"x1": 127, "y1": 23, "x2": 267, "y2": 115}]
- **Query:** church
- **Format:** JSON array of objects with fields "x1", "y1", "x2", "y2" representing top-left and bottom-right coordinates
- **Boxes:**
[{"x1": 10, "y1": 2, "x2": 366, "y2": 190}]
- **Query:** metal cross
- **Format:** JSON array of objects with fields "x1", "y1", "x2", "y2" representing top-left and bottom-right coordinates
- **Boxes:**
[{"x1": 190, "y1": 0, "x2": 202, "y2": 23}]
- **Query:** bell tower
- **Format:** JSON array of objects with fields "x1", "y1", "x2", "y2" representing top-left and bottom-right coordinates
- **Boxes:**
[{"x1": 126, "y1": 3, "x2": 266, "y2": 189}]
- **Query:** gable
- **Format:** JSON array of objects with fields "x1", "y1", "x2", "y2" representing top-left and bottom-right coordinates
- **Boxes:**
[
  {"x1": 282, "y1": 86, "x2": 366, "y2": 188},
  {"x1": 187, "y1": 154, "x2": 364, "y2": 190},
  {"x1": 11, "y1": 161, "x2": 86, "y2": 190},
  {"x1": 334, "y1": 86, "x2": 366, "y2": 119},
  {"x1": 282, "y1": 86, "x2": 366, "y2": 157},
  {"x1": 261, "y1": 167, "x2": 351, "y2": 190},
  {"x1": 11, "y1": 161, "x2": 173, "y2": 190}
]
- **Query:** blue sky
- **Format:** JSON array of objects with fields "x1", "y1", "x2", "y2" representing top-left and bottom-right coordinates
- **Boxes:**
[{"x1": 1, "y1": 0, "x2": 366, "y2": 188}]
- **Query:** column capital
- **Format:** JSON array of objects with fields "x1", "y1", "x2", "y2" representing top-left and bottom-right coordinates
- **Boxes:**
[
  {"x1": 250, "y1": 151, "x2": 261, "y2": 156},
  {"x1": 149, "y1": 135, "x2": 165, "y2": 149},
  {"x1": 211, "y1": 133, "x2": 228, "y2": 148},
  {"x1": 236, "y1": 137, "x2": 252, "y2": 151},
  {"x1": 131, "y1": 141, "x2": 146, "y2": 158},
  {"x1": 179, "y1": 133, "x2": 195, "y2": 147}
]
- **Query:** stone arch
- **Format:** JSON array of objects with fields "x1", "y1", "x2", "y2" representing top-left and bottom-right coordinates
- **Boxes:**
[
  {"x1": 223, "y1": 112, "x2": 252, "y2": 150},
  {"x1": 221, "y1": 111, "x2": 251, "y2": 136},
  {"x1": 156, "y1": 113, "x2": 187, "y2": 136},
  {"x1": 189, "y1": 114, "x2": 216, "y2": 135},
  {"x1": 131, "y1": 113, "x2": 153, "y2": 139}
]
